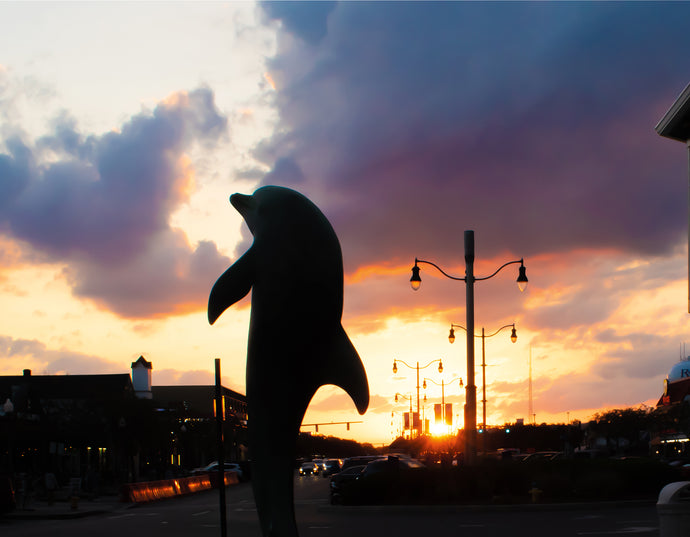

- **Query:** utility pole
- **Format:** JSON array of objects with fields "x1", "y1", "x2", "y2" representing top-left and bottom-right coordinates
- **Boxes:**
[{"x1": 214, "y1": 358, "x2": 227, "y2": 537}]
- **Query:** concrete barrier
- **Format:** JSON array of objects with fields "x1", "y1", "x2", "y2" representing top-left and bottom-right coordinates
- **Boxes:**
[{"x1": 120, "y1": 471, "x2": 240, "y2": 503}]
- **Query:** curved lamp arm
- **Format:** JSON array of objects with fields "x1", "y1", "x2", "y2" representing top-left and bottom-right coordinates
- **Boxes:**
[
  {"x1": 411, "y1": 258, "x2": 528, "y2": 291},
  {"x1": 475, "y1": 258, "x2": 522, "y2": 281},
  {"x1": 392, "y1": 357, "x2": 444, "y2": 374},
  {"x1": 449, "y1": 323, "x2": 517, "y2": 344},
  {"x1": 423, "y1": 377, "x2": 463, "y2": 390},
  {"x1": 394, "y1": 393, "x2": 413, "y2": 403},
  {"x1": 410, "y1": 258, "x2": 464, "y2": 291}
]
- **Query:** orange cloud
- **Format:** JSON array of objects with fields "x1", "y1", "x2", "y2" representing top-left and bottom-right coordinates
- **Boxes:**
[{"x1": 345, "y1": 262, "x2": 410, "y2": 285}]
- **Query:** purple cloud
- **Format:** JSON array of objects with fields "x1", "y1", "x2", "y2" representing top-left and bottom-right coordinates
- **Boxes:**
[
  {"x1": 256, "y1": 2, "x2": 690, "y2": 271},
  {"x1": 0, "y1": 87, "x2": 231, "y2": 317},
  {"x1": 0, "y1": 335, "x2": 121, "y2": 375}
]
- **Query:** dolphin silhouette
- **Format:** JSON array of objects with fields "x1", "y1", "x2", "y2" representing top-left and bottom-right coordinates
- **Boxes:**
[{"x1": 208, "y1": 186, "x2": 369, "y2": 537}]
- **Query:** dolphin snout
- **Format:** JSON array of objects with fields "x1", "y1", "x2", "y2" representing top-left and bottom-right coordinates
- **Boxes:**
[
  {"x1": 230, "y1": 193, "x2": 256, "y2": 233},
  {"x1": 230, "y1": 193, "x2": 252, "y2": 212}
]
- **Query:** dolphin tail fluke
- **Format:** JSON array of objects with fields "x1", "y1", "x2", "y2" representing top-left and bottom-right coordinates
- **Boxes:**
[{"x1": 328, "y1": 326, "x2": 369, "y2": 415}]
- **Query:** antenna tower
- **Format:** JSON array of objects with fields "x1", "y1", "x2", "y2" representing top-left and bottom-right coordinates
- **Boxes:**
[{"x1": 528, "y1": 344, "x2": 534, "y2": 425}]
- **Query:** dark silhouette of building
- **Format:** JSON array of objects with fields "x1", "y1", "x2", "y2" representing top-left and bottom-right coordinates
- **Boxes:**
[
  {"x1": 0, "y1": 359, "x2": 247, "y2": 495},
  {"x1": 0, "y1": 368, "x2": 135, "y2": 492},
  {"x1": 152, "y1": 384, "x2": 248, "y2": 465},
  {"x1": 655, "y1": 357, "x2": 690, "y2": 458}
]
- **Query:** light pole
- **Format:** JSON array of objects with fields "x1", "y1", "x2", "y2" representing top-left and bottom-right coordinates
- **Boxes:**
[
  {"x1": 394, "y1": 393, "x2": 414, "y2": 439},
  {"x1": 393, "y1": 358, "x2": 443, "y2": 438},
  {"x1": 423, "y1": 377, "x2": 463, "y2": 433},
  {"x1": 411, "y1": 230, "x2": 527, "y2": 464},
  {"x1": 449, "y1": 323, "x2": 517, "y2": 455}
]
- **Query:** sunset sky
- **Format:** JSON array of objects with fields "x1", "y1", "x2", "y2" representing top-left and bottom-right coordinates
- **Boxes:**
[{"x1": 2, "y1": 2, "x2": 690, "y2": 446}]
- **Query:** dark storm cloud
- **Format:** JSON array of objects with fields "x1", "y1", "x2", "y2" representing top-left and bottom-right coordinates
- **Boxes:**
[
  {"x1": 0, "y1": 87, "x2": 231, "y2": 317},
  {"x1": 257, "y1": 2, "x2": 690, "y2": 270}
]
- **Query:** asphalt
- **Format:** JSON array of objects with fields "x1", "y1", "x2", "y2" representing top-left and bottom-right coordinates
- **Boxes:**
[
  {"x1": 3, "y1": 493, "x2": 662, "y2": 521},
  {"x1": 3, "y1": 495, "x2": 135, "y2": 520}
]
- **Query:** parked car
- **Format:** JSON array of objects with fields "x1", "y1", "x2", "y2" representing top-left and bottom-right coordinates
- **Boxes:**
[
  {"x1": 322, "y1": 458, "x2": 342, "y2": 477},
  {"x1": 190, "y1": 461, "x2": 243, "y2": 480},
  {"x1": 340, "y1": 455, "x2": 382, "y2": 471},
  {"x1": 337, "y1": 456, "x2": 427, "y2": 505},
  {"x1": 572, "y1": 449, "x2": 608, "y2": 460},
  {"x1": 329, "y1": 465, "x2": 366, "y2": 504},
  {"x1": 521, "y1": 451, "x2": 560, "y2": 462},
  {"x1": 299, "y1": 461, "x2": 319, "y2": 476}
]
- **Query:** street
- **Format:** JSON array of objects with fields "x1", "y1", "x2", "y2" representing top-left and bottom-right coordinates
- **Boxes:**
[{"x1": 0, "y1": 474, "x2": 662, "y2": 537}]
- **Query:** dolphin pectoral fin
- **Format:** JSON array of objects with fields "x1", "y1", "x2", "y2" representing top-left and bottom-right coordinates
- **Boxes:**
[
  {"x1": 327, "y1": 327, "x2": 369, "y2": 415},
  {"x1": 208, "y1": 249, "x2": 255, "y2": 325}
]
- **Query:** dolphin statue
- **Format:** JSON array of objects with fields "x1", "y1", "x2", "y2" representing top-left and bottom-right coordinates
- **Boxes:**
[{"x1": 208, "y1": 185, "x2": 369, "y2": 537}]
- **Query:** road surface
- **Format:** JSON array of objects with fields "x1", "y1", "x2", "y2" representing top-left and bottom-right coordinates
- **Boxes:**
[{"x1": 0, "y1": 473, "x2": 662, "y2": 537}]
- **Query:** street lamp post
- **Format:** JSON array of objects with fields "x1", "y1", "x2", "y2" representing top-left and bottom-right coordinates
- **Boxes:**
[
  {"x1": 411, "y1": 230, "x2": 527, "y2": 464},
  {"x1": 393, "y1": 358, "x2": 443, "y2": 438},
  {"x1": 449, "y1": 323, "x2": 517, "y2": 454},
  {"x1": 423, "y1": 377, "x2": 463, "y2": 432},
  {"x1": 394, "y1": 393, "x2": 414, "y2": 439}
]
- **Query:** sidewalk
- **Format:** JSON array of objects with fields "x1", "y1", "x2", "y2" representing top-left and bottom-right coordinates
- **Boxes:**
[
  {"x1": 3, "y1": 472, "x2": 241, "y2": 520},
  {"x1": 3, "y1": 495, "x2": 133, "y2": 520}
]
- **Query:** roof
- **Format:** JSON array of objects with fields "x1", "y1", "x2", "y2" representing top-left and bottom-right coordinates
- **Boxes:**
[
  {"x1": 656, "y1": 82, "x2": 690, "y2": 142},
  {"x1": 0, "y1": 373, "x2": 134, "y2": 409},
  {"x1": 152, "y1": 385, "x2": 246, "y2": 418},
  {"x1": 657, "y1": 376, "x2": 690, "y2": 406},
  {"x1": 131, "y1": 355, "x2": 153, "y2": 369},
  {"x1": 667, "y1": 359, "x2": 690, "y2": 382}
]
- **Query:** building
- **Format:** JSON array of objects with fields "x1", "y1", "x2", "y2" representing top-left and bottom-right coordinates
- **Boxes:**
[
  {"x1": 131, "y1": 356, "x2": 153, "y2": 399},
  {"x1": 655, "y1": 357, "x2": 690, "y2": 458},
  {"x1": 152, "y1": 384, "x2": 248, "y2": 464},
  {"x1": 0, "y1": 359, "x2": 247, "y2": 492},
  {"x1": 0, "y1": 368, "x2": 136, "y2": 490}
]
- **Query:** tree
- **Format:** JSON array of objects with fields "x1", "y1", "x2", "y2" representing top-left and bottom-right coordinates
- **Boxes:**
[{"x1": 590, "y1": 407, "x2": 652, "y2": 455}]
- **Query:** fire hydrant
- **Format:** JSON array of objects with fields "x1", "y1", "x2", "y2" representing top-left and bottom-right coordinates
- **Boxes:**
[
  {"x1": 529, "y1": 482, "x2": 543, "y2": 504},
  {"x1": 70, "y1": 494, "x2": 79, "y2": 509}
]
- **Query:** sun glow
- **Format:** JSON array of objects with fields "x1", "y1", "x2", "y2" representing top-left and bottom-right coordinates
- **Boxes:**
[{"x1": 429, "y1": 422, "x2": 451, "y2": 437}]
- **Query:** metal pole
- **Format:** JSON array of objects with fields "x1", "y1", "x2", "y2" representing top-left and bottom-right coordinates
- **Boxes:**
[
  {"x1": 214, "y1": 358, "x2": 227, "y2": 537},
  {"x1": 481, "y1": 328, "x2": 487, "y2": 456},
  {"x1": 416, "y1": 362, "x2": 420, "y2": 438},
  {"x1": 441, "y1": 379, "x2": 445, "y2": 423},
  {"x1": 464, "y1": 230, "x2": 477, "y2": 465},
  {"x1": 409, "y1": 396, "x2": 413, "y2": 440},
  {"x1": 441, "y1": 379, "x2": 446, "y2": 434}
]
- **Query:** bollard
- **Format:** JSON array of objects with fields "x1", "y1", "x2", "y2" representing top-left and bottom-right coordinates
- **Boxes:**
[
  {"x1": 657, "y1": 481, "x2": 690, "y2": 537},
  {"x1": 529, "y1": 482, "x2": 543, "y2": 504}
]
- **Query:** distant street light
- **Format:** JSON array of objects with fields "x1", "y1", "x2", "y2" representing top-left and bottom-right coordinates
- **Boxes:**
[
  {"x1": 449, "y1": 323, "x2": 517, "y2": 454},
  {"x1": 394, "y1": 393, "x2": 414, "y2": 439},
  {"x1": 411, "y1": 230, "x2": 527, "y2": 464},
  {"x1": 423, "y1": 376, "x2": 463, "y2": 433},
  {"x1": 392, "y1": 358, "x2": 443, "y2": 438}
]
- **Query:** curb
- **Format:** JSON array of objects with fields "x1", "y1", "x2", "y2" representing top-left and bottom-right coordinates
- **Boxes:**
[{"x1": 4, "y1": 508, "x2": 113, "y2": 520}]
